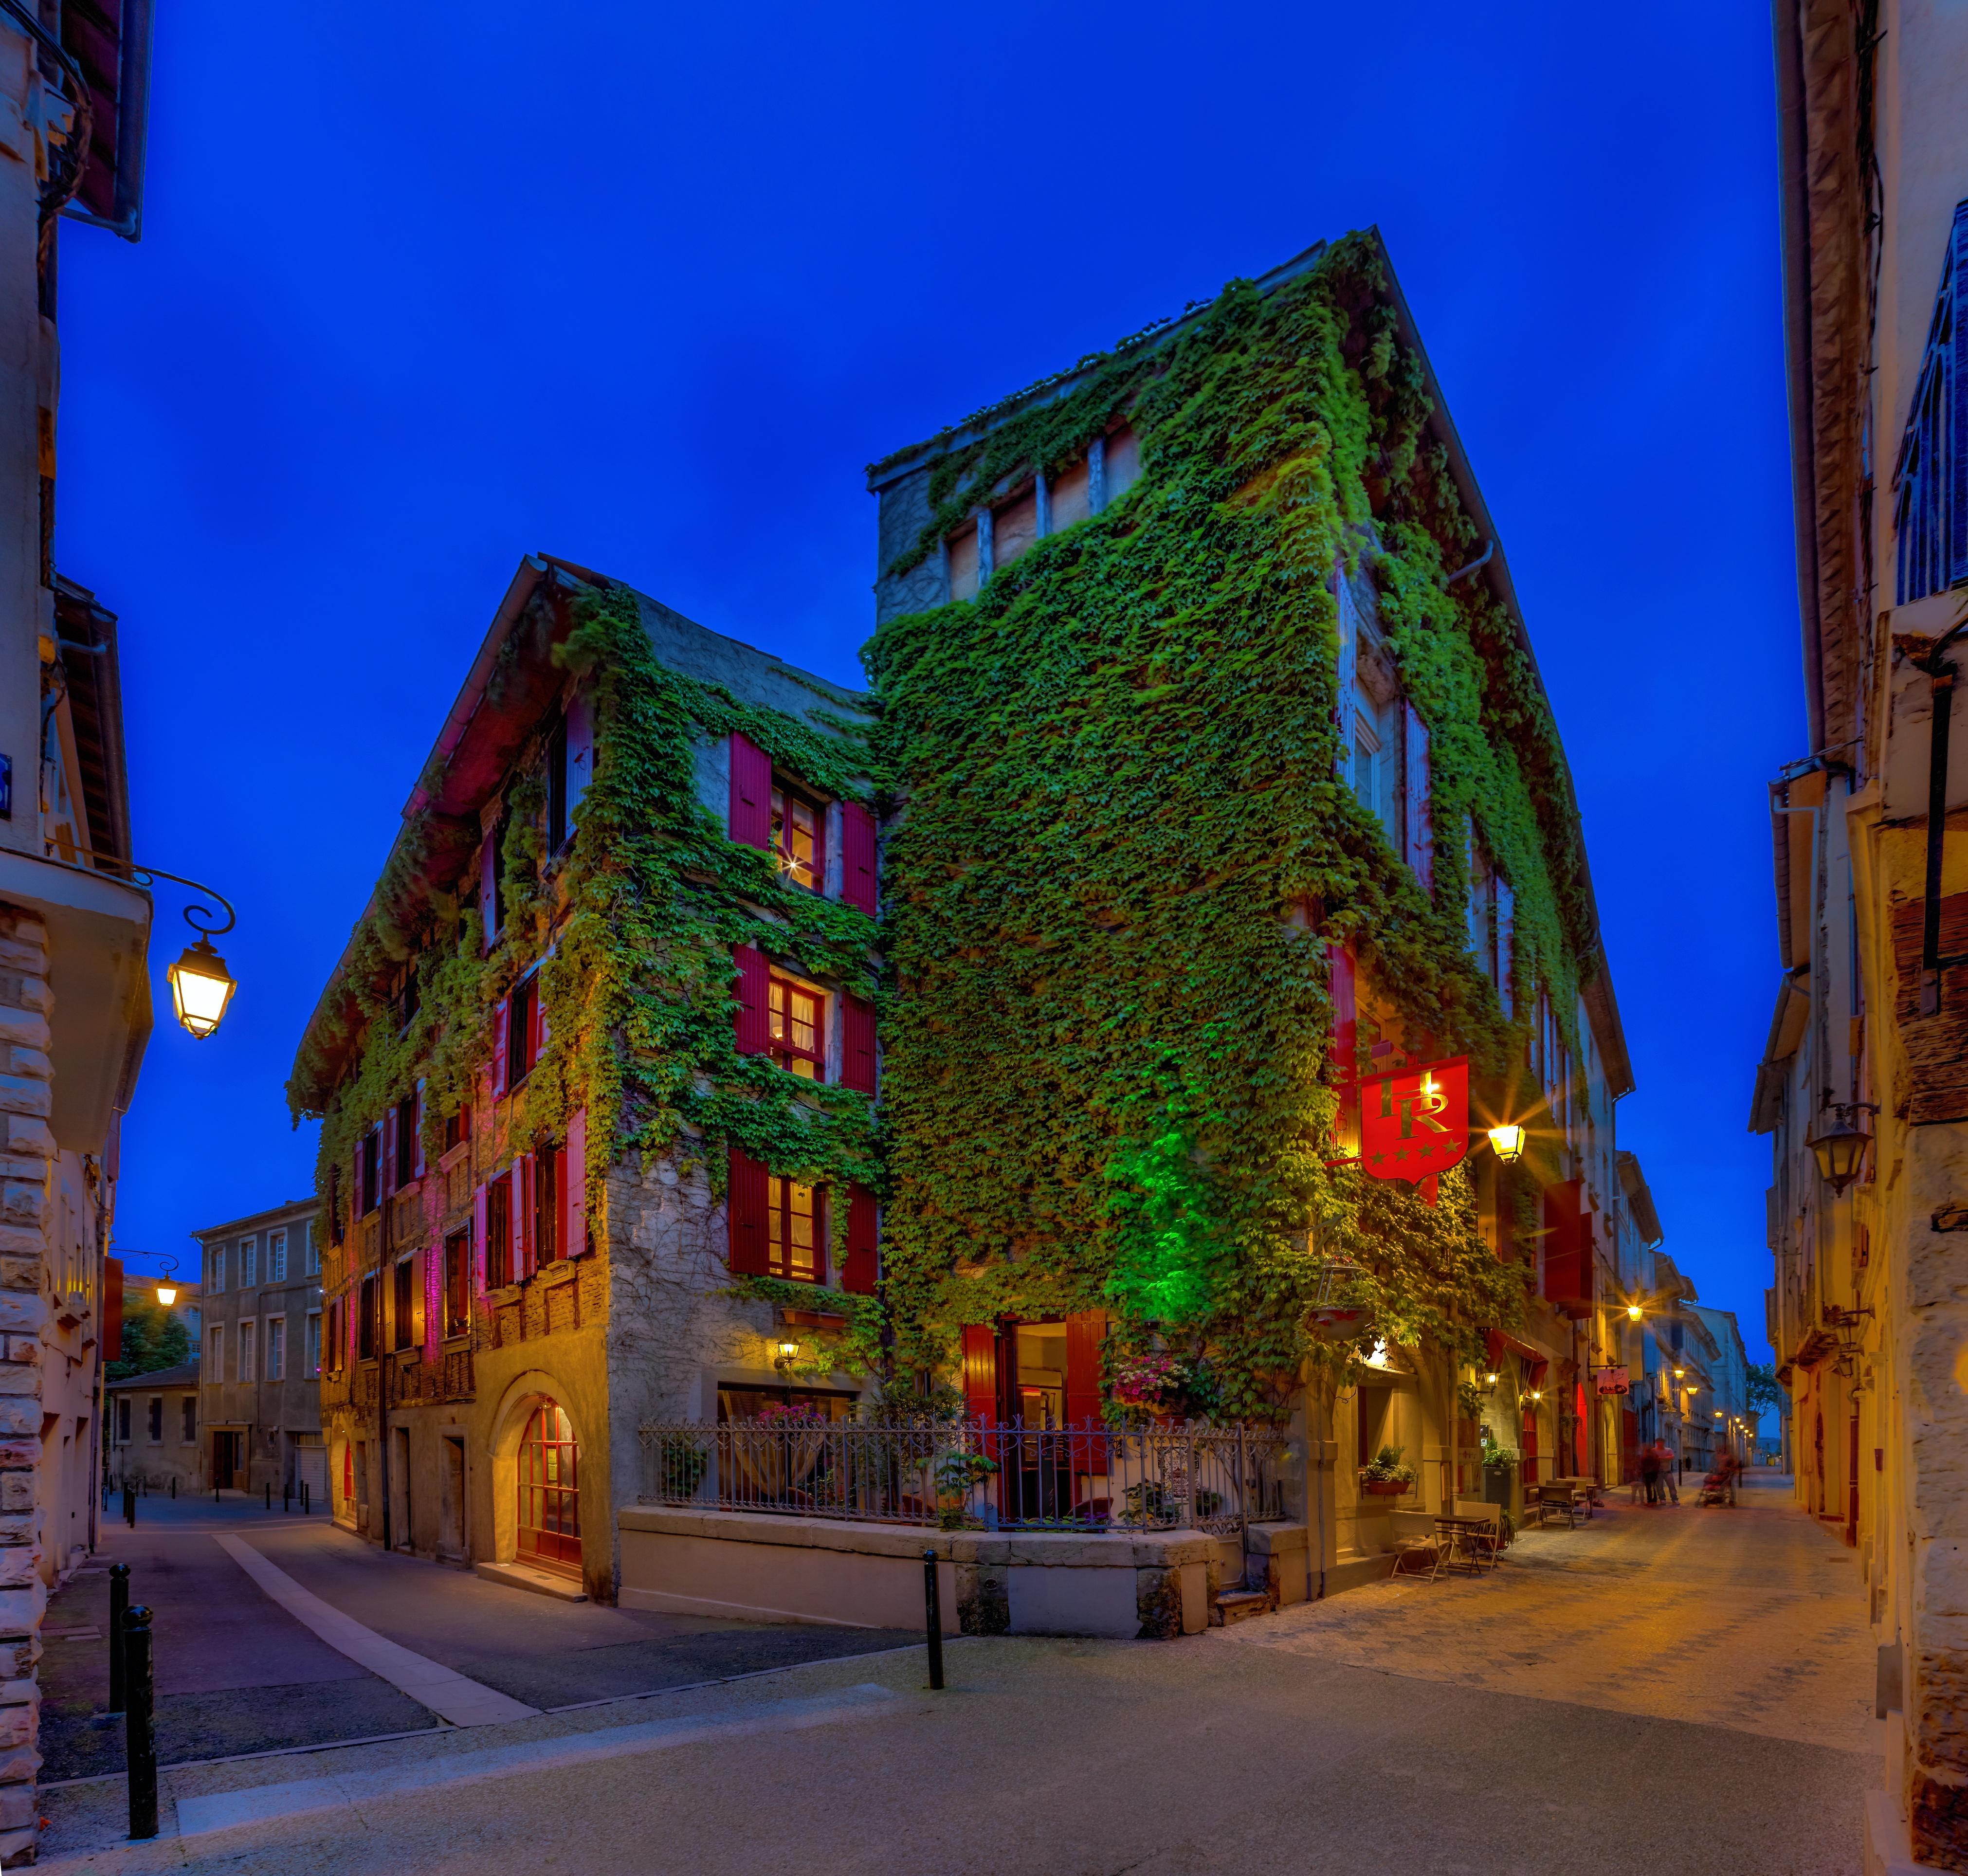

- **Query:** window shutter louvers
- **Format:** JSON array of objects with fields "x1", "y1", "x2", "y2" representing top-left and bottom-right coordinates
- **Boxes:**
[
  {"x1": 1403, "y1": 703, "x2": 1433, "y2": 892},
  {"x1": 472, "y1": 1184, "x2": 489, "y2": 1297},
  {"x1": 1333, "y1": 564, "x2": 1359, "y2": 776},
  {"x1": 351, "y1": 1145, "x2": 363, "y2": 1223},
  {"x1": 382, "y1": 1108, "x2": 399, "y2": 1198},
  {"x1": 728, "y1": 733, "x2": 772, "y2": 850},
  {"x1": 841, "y1": 802, "x2": 878, "y2": 915},
  {"x1": 565, "y1": 692, "x2": 594, "y2": 834},
  {"x1": 513, "y1": 1157, "x2": 532, "y2": 1280},
  {"x1": 842, "y1": 995, "x2": 877, "y2": 1094},
  {"x1": 842, "y1": 1185, "x2": 878, "y2": 1295},
  {"x1": 563, "y1": 1108, "x2": 587, "y2": 1259},
  {"x1": 1064, "y1": 1312, "x2": 1105, "y2": 1434},
  {"x1": 412, "y1": 1080, "x2": 427, "y2": 1180},
  {"x1": 732, "y1": 946, "x2": 771, "y2": 1055},
  {"x1": 480, "y1": 830, "x2": 499, "y2": 951},
  {"x1": 727, "y1": 1147, "x2": 770, "y2": 1275},
  {"x1": 492, "y1": 997, "x2": 510, "y2": 1097},
  {"x1": 1952, "y1": 200, "x2": 1968, "y2": 588}
]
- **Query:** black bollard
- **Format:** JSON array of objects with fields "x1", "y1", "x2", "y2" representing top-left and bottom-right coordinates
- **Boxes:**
[
  {"x1": 922, "y1": 1548, "x2": 944, "y2": 1691},
  {"x1": 123, "y1": 1606, "x2": 157, "y2": 1841},
  {"x1": 168, "y1": 1477, "x2": 175, "y2": 1500},
  {"x1": 302, "y1": 1482, "x2": 310, "y2": 1514},
  {"x1": 283, "y1": 1483, "x2": 291, "y2": 1513},
  {"x1": 122, "y1": 1485, "x2": 134, "y2": 1529},
  {"x1": 107, "y1": 1562, "x2": 129, "y2": 1714},
  {"x1": 264, "y1": 1483, "x2": 271, "y2": 1512}
]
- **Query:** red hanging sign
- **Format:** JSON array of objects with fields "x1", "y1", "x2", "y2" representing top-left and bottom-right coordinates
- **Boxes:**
[{"x1": 1348, "y1": 1056, "x2": 1469, "y2": 1206}]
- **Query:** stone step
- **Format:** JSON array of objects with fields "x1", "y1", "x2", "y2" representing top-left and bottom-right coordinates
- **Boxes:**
[{"x1": 1215, "y1": 1589, "x2": 1275, "y2": 1625}]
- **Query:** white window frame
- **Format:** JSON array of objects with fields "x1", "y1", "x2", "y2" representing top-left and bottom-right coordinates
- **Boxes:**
[
  {"x1": 180, "y1": 1395, "x2": 197, "y2": 1445},
  {"x1": 146, "y1": 1396, "x2": 163, "y2": 1445},
  {"x1": 268, "y1": 1230, "x2": 288, "y2": 1284},
  {"x1": 304, "y1": 1220, "x2": 320, "y2": 1277},
  {"x1": 238, "y1": 1319, "x2": 257, "y2": 1384},
  {"x1": 305, "y1": 1310, "x2": 322, "y2": 1379},
  {"x1": 266, "y1": 1315, "x2": 287, "y2": 1382},
  {"x1": 240, "y1": 1236, "x2": 258, "y2": 1288},
  {"x1": 210, "y1": 1243, "x2": 226, "y2": 1293},
  {"x1": 207, "y1": 1324, "x2": 226, "y2": 1386},
  {"x1": 115, "y1": 1396, "x2": 130, "y2": 1444}
]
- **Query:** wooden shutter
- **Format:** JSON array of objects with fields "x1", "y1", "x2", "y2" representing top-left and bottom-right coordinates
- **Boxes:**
[
  {"x1": 566, "y1": 692, "x2": 594, "y2": 831},
  {"x1": 352, "y1": 1144, "x2": 364, "y2": 1222},
  {"x1": 533, "y1": 976, "x2": 549, "y2": 1063},
  {"x1": 383, "y1": 1108, "x2": 399, "y2": 1198},
  {"x1": 841, "y1": 802, "x2": 877, "y2": 915},
  {"x1": 480, "y1": 830, "x2": 499, "y2": 951},
  {"x1": 727, "y1": 1147, "x2": 770, "y2": 1275},
  {"x1": 841, "y1": 1185, "x2": 878, "y2": 1295},
  {"x1": 962, "y1": 1326, "x2": 999, "y2": 1426},
  {"x1": 419, "y1": 1243, "x2": 437, "y2": 1355},
  {"x1": 492, "y1": 997, "x2": 509, "y2": 1096},
  {"x1": 472, "y1": 1184, "x2": 489, "y2": 1296},
  {"x1": 728, "y1": 733, "x2": 772, "y2": 849},
  {"x1": 513, "y1": 1156, "x2": 533, "y2": 1279},
  {"x1": 1953, "y1": 200, "x2": 1968, "y2": 588},
  {"x1": 1333, "y1": 563, "x2": 1359, "y2": 776},
  {"x1": 841, "y1": 994, "x2": 877, "y2": 1094},
  {"x1": 1403, "y1": 703, "x2": 1433, "y2": 892},
  {"x1": 412, "y1": 1081, "x2": 427, "y2": 1180},
  {"x1": 562, "y1": 1108, "x2": 587, "y2": 1259},
  {"x1": 1064, "y1": 1312, "x2": 1106, "y2": 1433},
  {"x1": 732, "y1": 946, "x2": 771, "y2": 1055},
  {"x1": 1540, "y1": 1179, "x2": 1590, "y2": 1315}
]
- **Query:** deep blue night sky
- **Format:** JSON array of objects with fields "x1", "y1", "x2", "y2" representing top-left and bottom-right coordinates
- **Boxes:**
[{"x1": 58, "y1": 4, "x2": 1801, "y2": 1358}]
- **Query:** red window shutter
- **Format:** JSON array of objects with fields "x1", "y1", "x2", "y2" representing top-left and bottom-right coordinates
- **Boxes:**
[
  {"x1": 1064, "y1": 1311, "x2": 1106, "y2": 1431},
  {"x1": 562, "y1": 1108, "x2": 587, "y2": 1258},
  {"x1": 383, "y1": 1107, "x2": 399, "y2": 1197},
  {"x1": 842, "y1": 1185, "x2": 878, "y2": 1295},
  {"x1": 103, "y1": 1257, "x2": 122, "y2": 1361},
  {"x1": 728, "y1": 733, "x2": 772, "y2": 849},
  {"x1": 962, "y1": 1325, "x2": 999, "y2": 1424},
  {"x1": 513, "y1": 1156, "x2": 533, "y2": 1279},
  {"x1": 480, "y1": 830, "x2": 499, "y2": 951},
  {"x1": 732, "y1": 946, "x2": 771, "y2": 1055},
  {"x1": 1540, "y1": 1179, "x2": 1589, "y2": 1316},
  {"x1": 841, "y1": 801, "x2": 877, "y2": 915},
  {"x1": 492, "y1": 997, "x2": 510, "y2": 1096},
  {"x1": 841, "y1": 994, "x2": 877, "y2": 1094},
  {"x1": 727, "y1": 1147, "x2": 770, "y2": 1275},
  {"x1": 421, "y1": 1243, "x2": 439, "y2": 1357},
  {"x1": 534, "y1": 978, "x2": 549, "y2": 1064},
  {"x1": 472, "y1": 1184, "x2": 489, "y2": 1295}
]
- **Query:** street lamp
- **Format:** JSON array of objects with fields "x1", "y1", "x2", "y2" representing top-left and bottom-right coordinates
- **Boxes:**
[
  {"x1": 1807, "y1": 1104, "x2": 1877, "y2": 1194},
  {"x1": 1626, "y1": 1302, "x2": 1643, "y2": 1322},
  {"x1": 167, "y1": 936, "x2": 236, "y2": 1040},
  {"x1": 155, "y1": 1259, "x2": 180, "y2": 1309},
  {"x1": 1487, "y1": 1124, "x2": 1526, "y2": 1164}
]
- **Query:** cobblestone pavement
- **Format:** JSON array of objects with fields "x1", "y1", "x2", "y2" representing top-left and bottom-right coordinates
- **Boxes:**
[{"x1": 1216, "y1": 1472, "x2": 1878, "y2": 1754}]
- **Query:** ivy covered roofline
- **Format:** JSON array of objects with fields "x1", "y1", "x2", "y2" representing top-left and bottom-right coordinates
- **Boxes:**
[{"x1": 286, "y1": 553, "x2": 876, "y2": 1115}]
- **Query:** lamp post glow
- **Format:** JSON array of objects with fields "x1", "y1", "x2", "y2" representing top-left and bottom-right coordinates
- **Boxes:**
[
  {"x1": 1807, "y1": 1105, "x2": 1876, "y2": 1194},
  {"x1": 1487, "y1": 1123, "x2": 1526, "y2": 1164},
  {"x1": 166, "y1": 936, "x2": 236, "y2": 1040},
  {"x1": 155, "y1": 1283, "x2": 177, "y2": 1308},
  {"x1": 1626, "y1": 1303, "x2": 1643, "y2": 1322}
]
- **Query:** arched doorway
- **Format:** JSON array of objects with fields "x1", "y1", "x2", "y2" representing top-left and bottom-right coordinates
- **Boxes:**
[{"x1": 516, "y1": 1402, "x2": 581, "y2": 1576}]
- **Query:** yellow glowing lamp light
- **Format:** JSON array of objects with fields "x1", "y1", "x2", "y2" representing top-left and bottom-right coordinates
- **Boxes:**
[
  {"x1": 1713, "y1": 1410, "x2": 1724, "y2": 1420},
  {"x1": 1487, "y1": 1123, "x2": 1526, "y2": 1164},
  {"x1": 167, "y1": 936, "x2": 237, "y2": 1040},
  {"x1": 1625, "y1": 1302, "x2": 1644, "y2": 1322},
  {"x1": 1530, "y1": 1389, "x2": 1544, "y2": 1402},
  {"x1": 1484, "y1": 1371, "x2": 1499, "y2": 1385},
  {"x1": 155, "y1": 1283, "x2": 178, "y2": 1308},
  {"x1": 777, "y1": 1340, "x2": 799, "y2": 1362},
  {"x1": 1673, "y1": 1366, "x2": 1685, "y2": 1379}
]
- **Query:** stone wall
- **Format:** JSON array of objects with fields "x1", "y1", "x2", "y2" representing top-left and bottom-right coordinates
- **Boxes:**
[{"x1": 0, "y1": 907, "x2": 53, "y2": 1865}]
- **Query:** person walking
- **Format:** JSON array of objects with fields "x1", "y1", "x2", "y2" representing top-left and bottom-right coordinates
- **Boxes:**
[
  {"x1": 1639, "y1": 1438, "x2": 1661, "y2": 1506},
  {"x1": 1657, "y1": 1440, "x2": 1680, "y2": 1506}
]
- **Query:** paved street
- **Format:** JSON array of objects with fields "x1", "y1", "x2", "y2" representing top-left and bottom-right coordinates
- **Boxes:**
[
  {"x1": 33, "y1": 1473, "x2": 1873, "y2": 1874},
  {"x1": 39, "y1": 1494, "x2": 917, "y2": 1781}
]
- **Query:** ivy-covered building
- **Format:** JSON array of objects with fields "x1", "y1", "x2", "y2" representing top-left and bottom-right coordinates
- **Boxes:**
[
  {"x1": 863, "y1": 230, "x2": 1659, "y2": 1582},
  {"x1": 291, "y1": 230, "x2": 1663, "y2": 1616},
  {"x1": 288, "y1": 557, "x2": 882, "y2": 1598}
]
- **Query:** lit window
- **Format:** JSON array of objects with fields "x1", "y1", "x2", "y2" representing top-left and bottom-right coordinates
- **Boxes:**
[
  {"x1": 768, "y1": 976, "x2": 825, "y2": 1080},
  {"x1": 767, "y1": 1178, "x2": 822, "y2": 1282},
  {"x1": 769, "y1": 787, "x2": 824, "y2": 892}
]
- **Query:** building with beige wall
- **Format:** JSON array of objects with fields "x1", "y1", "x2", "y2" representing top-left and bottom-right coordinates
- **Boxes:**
[
  {"x1": 195, "y1": 1200, "x2": 324, "y2": 1500},
  {"x1": 1755, "y1": 1, "x2": 1968, "y2": 1866}
]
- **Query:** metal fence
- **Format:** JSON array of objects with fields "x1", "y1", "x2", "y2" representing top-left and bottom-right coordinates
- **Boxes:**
[{"x1": 638, "y1": 1417, "x2": 1287, "y2": 1535}]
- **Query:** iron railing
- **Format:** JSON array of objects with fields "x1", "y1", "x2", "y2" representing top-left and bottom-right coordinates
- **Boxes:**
[{"x1": 638, "y1": 1417, "x2": 1287, "y2": 1535}]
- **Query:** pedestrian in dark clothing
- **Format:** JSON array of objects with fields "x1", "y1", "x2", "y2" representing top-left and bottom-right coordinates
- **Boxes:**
[{"x1": 1640, "y1": 1441, "x2": 1662, "y2": 1505}]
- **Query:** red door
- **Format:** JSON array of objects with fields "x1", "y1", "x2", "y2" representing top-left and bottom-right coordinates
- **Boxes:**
[{"x1": 517, "y1": 1404, "x2": 581, "y2": 1576}]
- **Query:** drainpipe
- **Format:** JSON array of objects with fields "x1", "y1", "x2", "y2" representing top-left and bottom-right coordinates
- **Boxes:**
[{"x1": 1914, "y1": 625, "x2": 1968, "y2": 1015}]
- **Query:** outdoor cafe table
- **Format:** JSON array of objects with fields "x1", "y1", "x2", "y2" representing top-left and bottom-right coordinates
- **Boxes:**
[{"x1": 1430, "y1": 1513, "x2": 1499, "y2": 1577}]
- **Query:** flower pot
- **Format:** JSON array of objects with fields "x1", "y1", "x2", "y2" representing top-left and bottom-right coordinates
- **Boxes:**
[{"x1": 1361, "y1": 1478, "x2": 1411, "y2": 1497}]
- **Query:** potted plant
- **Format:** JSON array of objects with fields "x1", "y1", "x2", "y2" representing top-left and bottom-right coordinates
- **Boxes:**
[
  {"x1": 932, "y1": 1447, "x2": 1001, "y2": 1530},
  {"x1": 1359, "y1": 1444, "x2": 1418, "y2": 1497}
]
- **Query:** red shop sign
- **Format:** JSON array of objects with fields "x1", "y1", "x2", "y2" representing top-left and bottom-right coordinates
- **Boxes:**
[{"x1": 1338, "y1": 1056, "x2": 1470, "y2": 1207}]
